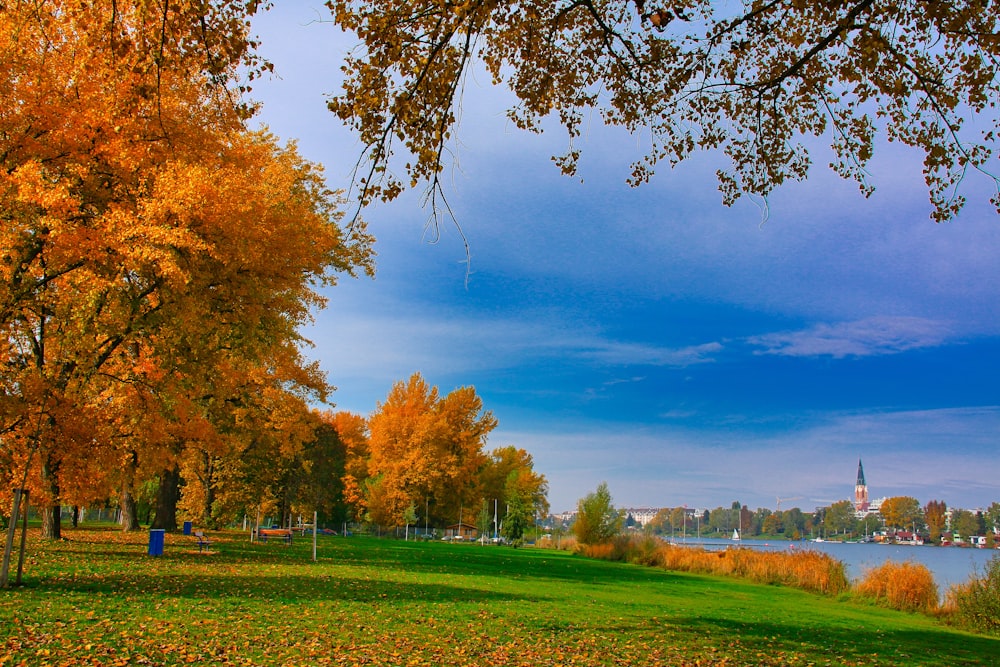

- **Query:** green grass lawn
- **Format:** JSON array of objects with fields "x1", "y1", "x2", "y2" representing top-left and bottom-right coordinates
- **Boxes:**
[{"x1": 1, "y1": 527, "x2": 996, "y2": 665}]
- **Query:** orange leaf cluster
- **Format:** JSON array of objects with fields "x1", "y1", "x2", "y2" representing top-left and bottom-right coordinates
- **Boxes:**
[{"x1": 1, "y1": 1, "x2": 373, "y2": 532}]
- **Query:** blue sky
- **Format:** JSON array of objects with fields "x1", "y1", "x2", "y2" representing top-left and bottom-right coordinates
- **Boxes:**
[{"x1": 250, "y1": 2, "x2": 1000, "y2": 514}]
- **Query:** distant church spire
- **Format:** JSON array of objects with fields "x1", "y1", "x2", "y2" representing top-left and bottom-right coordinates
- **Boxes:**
[{"x1": 854, "y1": 459, "x2": 869, "y2": 512}]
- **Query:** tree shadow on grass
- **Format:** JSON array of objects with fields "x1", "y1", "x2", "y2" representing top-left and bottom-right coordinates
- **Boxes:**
[
  {"x1": 27, "y1": 569, "x2": 541, "y2": 605},
  {"x1": 328, "y1": 538, "x2": 686, "y2": 586},
  {"x1": 672, "y1": 614, "x2": 998, "y2": 666}
]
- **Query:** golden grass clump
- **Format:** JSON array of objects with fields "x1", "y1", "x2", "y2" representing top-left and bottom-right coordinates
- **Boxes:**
[
  {"x1": 577, "y1": 542, "x2": 615, "y2": 560},
  {"x1": 661, "y1": 543, "x2": 849, "y2": 595},
  {"x1": 578, "y1": 535, "x2": 850, "y2": 596},
  {"x1": 535, "y1": 534, "x2": 576, "y2": 551},
  {"x1": 854, "y1": 560, "x2": 939, "y2": 613}
]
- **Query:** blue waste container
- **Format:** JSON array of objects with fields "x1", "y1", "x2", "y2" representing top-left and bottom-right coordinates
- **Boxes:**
[
  {"x1": 182, "y1": 521, "x2": 192, "y2": 536},
  {"x1": 148, "y1": 529, "x2": 165, "y2": 556}
]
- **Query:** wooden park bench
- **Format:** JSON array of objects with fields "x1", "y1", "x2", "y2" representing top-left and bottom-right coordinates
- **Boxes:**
[
  {"x1": 193, "y1": 530, "x2": 212, "y2": 552},
  {"x1": 257, "y1": 528, "x2": 293, "y2": 545}
]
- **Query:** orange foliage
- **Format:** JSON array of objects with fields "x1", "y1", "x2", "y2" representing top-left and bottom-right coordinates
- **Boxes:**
[
  {"x1": 365, "y1": 373, "x2": 496, "y2": 526},
  {"x1": 578, "y1": 543, "x2": 616, "y2": 560},
  {"x1": 573, "y1": 535, "x2": 850, "y2": 596},
  {"x1": 0, "y1": 1, "x2": 373, "y2": 533},
  {"x1": 320, "y1": 411, "x2": 370, "y2": 519},
  {"x1": 854, "y1": 561, "x2": 939, "y2": 613}
]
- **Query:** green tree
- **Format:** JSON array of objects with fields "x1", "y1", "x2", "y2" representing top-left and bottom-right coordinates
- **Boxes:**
[
  {"x1": 501, "y1": 493, "x2": 532, "y2": 546},
  {"x1": 707, "y1": 506, "x2": 731, "y2": 535},
  {"x1": 328, "y1": 0, "x2": 1000, "y2": 224},
  {"x1": 573, "y1": 482, "x2": 622, "y2": 546},
  {"x1": 986, "y1": 502, "x2": 1000, "y2": 535},
  {"x1": 402, "y1": 502, "x2": 418, "y2": 540},
  {"x1": 647, "y1": 508, "x2": 671, "y2": 535},
  {"x1": 859, "y1": 513, "x2": 882, "y2": 539},
  {"x1": 761, "y1": 512, "x2": 783, "y2": 536},
  {"x1": 476, "y1": 500, "x2": 494, "y2": 540},
  {"x1": 783, "y1": 508, "x2": 809, "y2": 539},
  {"x1": 669, "y1": 507, "x2": 687, "y2": 535},
  {"x1": 479, "y1": 446, "x2": 550, "y2": 525},
  {"x1": 824, "y1": 500, "x2": 857, "y2": 537},
  {"x1": 952, "y1": 509, "x2": 981, "y2": 542}
]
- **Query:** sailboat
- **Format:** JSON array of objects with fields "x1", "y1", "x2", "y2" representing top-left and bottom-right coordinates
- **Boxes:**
[{"x1": 732, "y1": 528, "x2": 740, "y2": 541}]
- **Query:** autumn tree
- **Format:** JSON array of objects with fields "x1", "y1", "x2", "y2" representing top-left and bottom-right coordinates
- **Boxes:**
[
  {"x1": 328, "y1": 0, "x2": 1000, "y2": 225},
  {"x1": 364, "y1": 373, "x2": 497, "y2": 527},
  {"x1": 647, "y1": 508, "x2": 671, "y2": 534},
  {"x1": 0, "y1": 0, "x2": 373, "y2": 539},
  {"x1": 573, "y1": 482, "x2": 622, "y2": 545},
  {"x1": 321, "y1": 411, "x2": 371, "y2": 523},
  {"x1": 924, "y1": 499, "x2": 948, "y2": 544},
  {"x1": 879, "y1": 495, "x2": 923, "y2": 531},
  {"x1": 478, "y1": 445, "x2": 549, "y2": 533},
  {"x1": 669, "y1": 507, "x2": 688, "y2": 535},
  {"x1": 761, "y1": 512, "x2": 783, "y2": 536}
]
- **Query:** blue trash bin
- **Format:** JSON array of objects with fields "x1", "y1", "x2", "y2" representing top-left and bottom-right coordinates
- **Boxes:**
[
  {"x1": 148, "y1": 529, "x2": 165, "y2": 556},
  {"x1": 183, "y1": 521, "x2": 192, "y2": 536}
]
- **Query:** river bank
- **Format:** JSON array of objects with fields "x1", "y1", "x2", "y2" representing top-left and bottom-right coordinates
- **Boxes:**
[{"x1": 667, "y1": 536, "x2": 998, "y2": 594}]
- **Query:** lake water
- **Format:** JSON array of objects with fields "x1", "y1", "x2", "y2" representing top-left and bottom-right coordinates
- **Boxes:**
[{"x1": 668, "y1": 537, "x2": 998, "y2": 595}]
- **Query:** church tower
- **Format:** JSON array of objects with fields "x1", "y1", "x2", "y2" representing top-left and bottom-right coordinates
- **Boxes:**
[{"x1": 854, "y1": 459, "x2": 869, "y2": 512}]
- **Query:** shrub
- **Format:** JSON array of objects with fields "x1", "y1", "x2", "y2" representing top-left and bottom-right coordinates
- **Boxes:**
[
  {"x1": 577, "y1": 542, "x2": 615, "y2": 560},
  {"x1": 572, "y1": 482, "x2": 622, "y2": 545},
  {"x1": 854, "y1": 560, "x2": 939, "y2": 613},
  {"x1": 535, "y1": 534, "x2": 575, "y2": 551},
  {"x1": 579, "y1": 534, "x2": 849, "y2": 596},
  {"x1": 602, "y1": 533, "x2": 662, "y2": 565},
  {"x1": 945, "y1": 554, "x2": 1000, "y2": 634}
]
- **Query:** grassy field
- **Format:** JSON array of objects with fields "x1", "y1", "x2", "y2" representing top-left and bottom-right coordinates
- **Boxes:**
[{"x1": 1, "y1": 527, "x2": 997, "y2": 666}]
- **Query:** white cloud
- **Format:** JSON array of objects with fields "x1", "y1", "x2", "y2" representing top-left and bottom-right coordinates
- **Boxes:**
[
  {"x1": 498, "y1": 406, "x2": 1000, "y2": 513},
  {"x1": 582, "y1": 340, "x2": 723, "y2": 366},
  {"x1": 747, "y1": 316, "x2": 953, "y2": 358}
]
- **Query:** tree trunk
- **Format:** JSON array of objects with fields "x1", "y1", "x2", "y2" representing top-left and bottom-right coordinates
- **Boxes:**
[
  {"x1": 200, "y1": 451, "x2": 216, "y2": 528},
  {"x1": 120, "y1": 450, "x2": 141, "y2": 531},
  {"x1": 151, "y1": 466, "x2": 181, "y2": 532},
  {"x1": 120, "y1": 485, "x2": 140, "y2": 531},
  {"x1": 71, "y1": 506, "x2": 80, "y2": 528},
  {"x1": 40, "y1": 455, "x2": 61, "y2": 540},
  {"x1": 41, "y1": 505, "x2": 61, "y2": 540}
]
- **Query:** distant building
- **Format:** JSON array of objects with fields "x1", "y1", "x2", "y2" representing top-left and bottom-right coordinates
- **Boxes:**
[
  {"x1": 854, "y1": 458, "x2": 870, "y2": 513},
  {"x1": 620, "y1": 507, "x2": 662, "y2": 526},
  {"x1": 550, "y1": 510, "x2": 577, "y2": 526}
]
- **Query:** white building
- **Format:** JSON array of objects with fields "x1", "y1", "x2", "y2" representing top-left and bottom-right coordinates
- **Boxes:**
[{"x1": 621, "y1": 507, "x2": 662, "y2": 526}]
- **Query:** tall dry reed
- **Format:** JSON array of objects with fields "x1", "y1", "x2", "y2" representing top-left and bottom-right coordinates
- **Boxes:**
[
  {"x1": 571, "y1": 534, "x2": 849, "y2": 596},
  {"x1": 654, "y1": 542, "x2": 849, "y2": 595},
  {"x1": 853, "y1": 560, "x2": 939, "y2": 613},
  {"x1": 535, "y1": 534, "x2": 576, "y2": 551}
]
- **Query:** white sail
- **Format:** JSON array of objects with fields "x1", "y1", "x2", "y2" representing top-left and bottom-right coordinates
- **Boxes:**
[{"x1": 732, "y1": 528, "x2": 740, "y2": 541}]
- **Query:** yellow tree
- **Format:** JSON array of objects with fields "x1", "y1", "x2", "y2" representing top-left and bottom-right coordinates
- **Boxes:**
[
  {"x1": 328, "y1": 0, "x2": 1000, "y2": 224},
  {"x1": 365, "y1": 373, "x2": 496, "y2": 527},
  {"x1": 322, "y1": 411, "x2": 371, "y2": 522},
  {"x1": 924, "y1": 499, "x2": 948, "y2": 544},
  {"x1": 879, "y1": 495, "x2": 923, "y2": 532},
  {"x1": 479, "y1": 446, "x2": 550, "y2": 523},
  {"x1": 0, "y1": 0, "x2": 373, "y2": 538}
]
